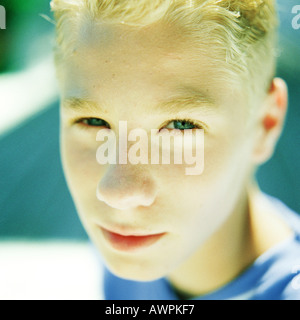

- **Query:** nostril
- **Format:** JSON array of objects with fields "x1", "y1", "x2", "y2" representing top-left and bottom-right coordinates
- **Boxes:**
[
  {"x1": 97, "y1": 190, "x2": 155, "y2": 210},
  {"x1": 96, "y1": 187, "x2": 105, "y2": 202}
]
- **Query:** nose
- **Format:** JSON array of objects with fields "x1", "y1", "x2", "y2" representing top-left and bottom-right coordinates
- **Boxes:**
[{"x1": 96, "y1": 165, "x2": 157, "y2": 210}]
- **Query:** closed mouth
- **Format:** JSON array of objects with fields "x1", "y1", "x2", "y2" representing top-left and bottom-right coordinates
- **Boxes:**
[{"x1": 100, "y1": 227, "x2": 166, "y2": 252}]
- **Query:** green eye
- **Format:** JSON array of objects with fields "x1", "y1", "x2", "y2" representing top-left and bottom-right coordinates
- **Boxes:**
[
  {"x1": 165, "y1": 120, "x2": 198, "y2": 130},
  {"x1": 80, "y1": 118, "x2": 110, "y2": 128}
]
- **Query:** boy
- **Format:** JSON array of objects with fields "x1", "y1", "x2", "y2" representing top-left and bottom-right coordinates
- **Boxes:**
[{"x1": 51, "y1": 0, "x2": 300, "y2": 300}]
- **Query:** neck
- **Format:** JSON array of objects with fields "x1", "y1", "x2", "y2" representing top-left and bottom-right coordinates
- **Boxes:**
[{"x1": 167, "y1": 181, "x2": 292, "y2": 299}]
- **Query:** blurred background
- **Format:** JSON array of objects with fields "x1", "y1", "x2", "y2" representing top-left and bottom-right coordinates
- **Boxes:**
[
  {"x1": 0, "y1": 0, "x2": 299, "y2": 299},
  {"x1": 0, "y1": 0, "x2": 101, "y2": 300}
]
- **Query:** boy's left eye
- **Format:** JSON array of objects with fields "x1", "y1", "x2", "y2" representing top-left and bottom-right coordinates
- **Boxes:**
[{"x1": 165, "y1": 120, "x2": 198, "y2": 130}]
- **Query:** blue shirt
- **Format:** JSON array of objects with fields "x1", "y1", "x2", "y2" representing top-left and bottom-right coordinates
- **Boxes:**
[{"x1": 103, "y1": 195, "x2": 300, "y2": 300}]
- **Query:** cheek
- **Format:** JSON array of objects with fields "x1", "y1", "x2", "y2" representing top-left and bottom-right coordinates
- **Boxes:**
[
  {"x1": 205, "y1": 110, "x2": 255, "y2": 174},
  {"x1": 202, "y1": 136, "x2": 253, "y2": 197},
  {"x1": 60, "y1": 131, "x2": 103, "y2": 199},
  {"x1": 167, "y1": 131, "x2": 252, "y2": 217}
]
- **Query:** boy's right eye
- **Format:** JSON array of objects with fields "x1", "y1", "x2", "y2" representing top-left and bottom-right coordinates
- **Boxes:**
[{"x1": 77, "y1": 118, "x2": 111, "y2": 128}]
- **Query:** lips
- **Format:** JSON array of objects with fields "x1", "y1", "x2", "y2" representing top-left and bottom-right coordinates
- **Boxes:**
[{"x1": 100, "y1": 227, "x2": 166, "y2": 251}]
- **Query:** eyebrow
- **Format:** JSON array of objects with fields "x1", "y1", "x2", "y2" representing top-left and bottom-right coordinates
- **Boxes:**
[
  {"x1": 62, "y1": 86, "x2": 216, "y2": 115},
  {"x1": 62, "y1": 98, "x2": 105, "y2": 114},
  {"x1": 155, "y1": 86, "x2": 216, "y2": 114}
]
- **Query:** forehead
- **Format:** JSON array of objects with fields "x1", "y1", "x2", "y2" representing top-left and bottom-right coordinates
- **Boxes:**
[
  {"x1": 58, "y1": 18, "x2": 244, "y2": 113},
  {"x1": 77, "y1": 20, "x2": 188, "y2": 56},
  {"x1": 70, "y1": 22, "x2": 206, "y2": 86}
]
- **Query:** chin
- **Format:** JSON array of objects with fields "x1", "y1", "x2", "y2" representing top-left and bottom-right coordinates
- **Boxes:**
[{"x1": 104, "y1": 258, "x2": 169, "y2": 282}]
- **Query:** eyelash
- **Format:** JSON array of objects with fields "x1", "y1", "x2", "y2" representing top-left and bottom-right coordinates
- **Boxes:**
[
  {"x1": 162, "y1": 118, "x2": 203, "y2": 130},
  {"x1": 75, "y1": 118, "x2": 111, "y2": 129},
  {"x1": 74, "y1": 117, "x2": 203, "y2": 131}
]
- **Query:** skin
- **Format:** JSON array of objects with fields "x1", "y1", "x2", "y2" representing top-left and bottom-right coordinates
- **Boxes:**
[{"x1": 58, "y1": 20, "x2": 292, "y2": 297}]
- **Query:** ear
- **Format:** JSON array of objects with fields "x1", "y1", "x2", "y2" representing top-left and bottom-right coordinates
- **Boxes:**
[{"x1": 252, "y1": 78, "x2": 288, "y2": 164}]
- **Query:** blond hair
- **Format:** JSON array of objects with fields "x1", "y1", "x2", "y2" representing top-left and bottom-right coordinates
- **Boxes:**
[{"x1": 51, "y1": 0, "x2": 278, "y2": 105}]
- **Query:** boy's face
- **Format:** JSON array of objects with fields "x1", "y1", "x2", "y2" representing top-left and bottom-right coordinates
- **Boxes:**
[{"x1": 59, "y1": 21, "x2": 259, "y2": 280}]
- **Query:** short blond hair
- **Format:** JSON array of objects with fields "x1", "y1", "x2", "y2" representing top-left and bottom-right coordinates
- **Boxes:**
[{"x1": 51, "y1": 0, "x2": 278, "y2": 106}]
